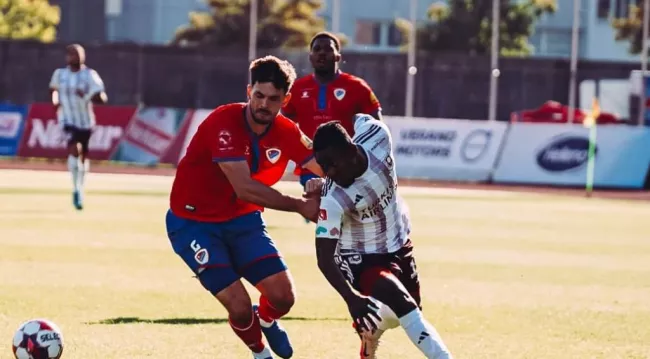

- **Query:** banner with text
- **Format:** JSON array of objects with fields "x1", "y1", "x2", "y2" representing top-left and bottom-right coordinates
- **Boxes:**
[
  {"x1": 493, "y1": 123, "x2": 650, "y2": 188},
  {"x1": 0, "y1": 103, "x2": 28, "y2": 156},
  {"x1": 110, "y1": 106, "x2": 194, "y2": 165},
  {"x1": 17, "y1": 103, "x2": 134, "y2": 160},
  {"x1": 385, "y1": 117, "x2": 508, "y2": 181}
]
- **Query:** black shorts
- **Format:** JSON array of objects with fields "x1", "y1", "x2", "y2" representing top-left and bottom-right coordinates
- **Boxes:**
[
  {"x1": 335, "y1": 239, "x2": 421, "y2": 307},
  {"x1": 63, "y1": 125, "x2": 92, "y2": 154}
]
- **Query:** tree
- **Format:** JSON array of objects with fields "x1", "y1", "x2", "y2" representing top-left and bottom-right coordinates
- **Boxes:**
[
  {"x1": 612, "y1": 4, "x2": 644, "y2": 54},
  {"x1": 172, "y1": 0, "x2": 340, "y2": 50},
  {"x1": 395, "y1": 0, "x2": 556, "y2": 56},
  {"x1": 0, "y1": 0, "x2": 60, "y2": 43}
]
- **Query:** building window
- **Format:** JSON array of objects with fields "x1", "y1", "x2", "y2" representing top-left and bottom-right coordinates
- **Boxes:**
[
  {"x1": 387, "y1": 22, "x2": 403, "y2": 47},
  {"x1": 615, "y1": 0, "x2": 633, "y2": 18},
  {"x1": 355, "y1": 20, "x2": 381, "y2": 46},
  {"x1": 597, "y1": 0, "x2": 610, "y2": 19}
]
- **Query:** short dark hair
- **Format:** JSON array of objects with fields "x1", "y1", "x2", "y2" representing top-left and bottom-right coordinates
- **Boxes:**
[
  {"x1": 249, "y1": 55, "x2": 297, "y2": 94},
  {"x1": 310, "y1": 31, "x2": 341, "y2": 52},
  {"x1": 313, "y1": 121, "x2": 353, "y2": 152}
]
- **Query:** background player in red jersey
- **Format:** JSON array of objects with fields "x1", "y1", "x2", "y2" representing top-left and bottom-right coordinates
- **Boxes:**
[
  {"x1": 282, "y1": 32, "x2": 383, "y2": 199},
  {"x1": 166, "y1": 56, "x2": 323, "y2": 359}
]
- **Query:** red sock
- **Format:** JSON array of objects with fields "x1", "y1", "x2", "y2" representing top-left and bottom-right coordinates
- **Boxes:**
[
  {"x1": 258, "y1": 295, "x2": 290, "y2": 323},
  {"x1": 229, "y1": 312, "x2": 265, "y2": 353}
]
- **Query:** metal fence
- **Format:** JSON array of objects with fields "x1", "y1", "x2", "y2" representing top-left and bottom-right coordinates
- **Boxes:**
[{"x1": 0, "y1": 40, "x2": 640, "y2": 121}]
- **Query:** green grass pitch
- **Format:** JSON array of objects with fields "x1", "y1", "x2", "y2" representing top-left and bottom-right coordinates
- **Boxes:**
[{"x1": 1, "y1": 169, "x2": 649, "y2": 358}]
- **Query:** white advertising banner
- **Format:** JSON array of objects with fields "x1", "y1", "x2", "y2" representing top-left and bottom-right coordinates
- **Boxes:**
[
  {"x1": 385, "y1": 117, "x2": 508, "y2": 181},
  {"x1": 493, "y1": 123, "x2": 650, "y2": 188}
]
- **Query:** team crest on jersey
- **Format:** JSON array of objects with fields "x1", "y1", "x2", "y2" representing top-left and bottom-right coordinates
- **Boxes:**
[
  {"x1": 334, "y1": 88, "x2": 346, "y2": 100},
  {"x1": 194, "y1": 248, "x2": 209, "y2": 265},
  {"x1": 266, "y1": 148, "x2": 281, "y2": 164}
]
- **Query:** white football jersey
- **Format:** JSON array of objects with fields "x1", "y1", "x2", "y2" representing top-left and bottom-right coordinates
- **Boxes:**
[
  {"x1": 316, "y1": 114, "x2": 411, "y2": 254},
  {"x1": 49, "y1": 66, "x2": 105, "y2": 130}
]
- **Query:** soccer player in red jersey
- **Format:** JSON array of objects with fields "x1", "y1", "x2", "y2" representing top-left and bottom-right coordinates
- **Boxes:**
[
  {"x1": 282, "y1": 32, "x2": 383, "y2": 191},
  {"x1": 166, "y1": 56, "x2": 323, "y2": 359}
]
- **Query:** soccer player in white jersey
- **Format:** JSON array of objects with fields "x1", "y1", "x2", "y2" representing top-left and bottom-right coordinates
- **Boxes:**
[
  {"x1": 307, "y1": 115, "x2": 453, "y2": 359},
  {"x1": 49, "y1": 44, "x2": 107, "y2": 210}
]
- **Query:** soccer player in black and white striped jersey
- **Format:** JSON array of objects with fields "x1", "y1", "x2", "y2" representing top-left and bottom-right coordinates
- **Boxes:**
[
  {"x1": 49, "y1": 44, "x2": 107, "y2": 210},
  {"x1": 307, "y1": 115, "x2": 453, "y2": 359}
]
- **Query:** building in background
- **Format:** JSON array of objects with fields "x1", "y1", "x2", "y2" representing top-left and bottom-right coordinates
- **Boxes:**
[
  {"x1": 318, "y1": 0, "x2": 639, "y2": 61},
  {"x1": 92, "y1": 0, "x2": 639, "y2": 62},
  {"x1": 104, "y1": 0, "x2": 208, "y2": 44},
  {"x1": 51, "y1": 0, "x2": 106, "y2": 44}
]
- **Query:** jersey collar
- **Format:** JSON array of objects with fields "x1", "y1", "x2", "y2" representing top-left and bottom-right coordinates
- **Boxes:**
[{"x1": 311, "y1": 70, "x2": 342, "y2": 86}]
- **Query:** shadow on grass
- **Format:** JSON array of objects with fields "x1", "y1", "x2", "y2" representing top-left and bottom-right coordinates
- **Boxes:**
[{"x1": 88, "y1": 316, "x2": 347, "y2": 325}]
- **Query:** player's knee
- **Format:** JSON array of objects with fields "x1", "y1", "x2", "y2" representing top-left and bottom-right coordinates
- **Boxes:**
[
  {"x1": 228, "y1": 304, "x2": 255, "y2": 326},
  {"x1": 265, "y1": 284, "x2": 296, "y2": 312},
  {"x1": 369, "y1": 274, "x2": 418, "y2": 318}
]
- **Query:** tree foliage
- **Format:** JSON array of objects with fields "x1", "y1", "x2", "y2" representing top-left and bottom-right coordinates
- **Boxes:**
[
  {"x1": 395, "y1": 0, "x2": 556, "y2": 56},
  {"x1": 0, "y1": 0, "x2": 60, "y2": 43},
  {"x1": 612, "y1": 4, "x2": 645, "y2": 54},
  {"x1": 172, "y1": 0, "x2": 342, "y2": 50}
]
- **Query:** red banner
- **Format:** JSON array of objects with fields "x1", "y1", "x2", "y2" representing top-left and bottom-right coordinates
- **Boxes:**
[{"x1": 17, "y1": 103, "x2": 136, "y2": 160}]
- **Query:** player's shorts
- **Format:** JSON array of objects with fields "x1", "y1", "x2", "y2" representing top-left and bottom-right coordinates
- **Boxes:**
[
  {"x1": 299, "y1": 172, "x2": 320, "y2": 188},
  {"x1": 334, "y1": 239, "x2": 421, "y2": 307},
  {"x1": 165, "y1": 209, "x2": 288, "y2": 295},
  {"x1": 63, "y1": 125, "x2": 92, "y2": 154}
]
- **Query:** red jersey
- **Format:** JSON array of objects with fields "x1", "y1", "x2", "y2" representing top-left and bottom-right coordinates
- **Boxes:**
[
  {"x1": 170, "y1": 103, "x2": 314, "y2": 222},
  {"x1": 282, "y1": 72, "x2": 381, "y2": 176},
  {"x1": 283, "y1": 72, "x2": 381, "y2": 138}
]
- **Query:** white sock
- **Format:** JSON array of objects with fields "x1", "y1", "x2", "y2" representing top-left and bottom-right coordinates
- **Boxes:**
[
  {"x1": 399, "y1": 309, "x2": 453, "y2": 359},
  {"x1": 252, "y1": 346, "x2": 272, "y2": 358},
  {"x1": 78, "y1": 159, "x2": 89, "y2": 192},
  {"x1": 67, "y1": 155, "x2": 80, "y2": 192},
  {"x1": 258, "y1": 317, "x2": 274, "y2": 328},
  {"x1": 376, "y1": 301, "x2": 400, "y2": 331}
]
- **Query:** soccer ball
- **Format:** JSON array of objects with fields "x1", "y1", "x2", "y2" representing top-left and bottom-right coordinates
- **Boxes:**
[{"x1": 12, "y1": 319, "x2": 64, "y2": 359}]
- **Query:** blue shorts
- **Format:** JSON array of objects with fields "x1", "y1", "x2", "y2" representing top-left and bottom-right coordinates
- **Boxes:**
[
  {"x1": 299, "y1": 173, "x2": 320, "y2": 188},
  {"x1": 165, "y1": 209, "x2": 288, "y2": 295}
]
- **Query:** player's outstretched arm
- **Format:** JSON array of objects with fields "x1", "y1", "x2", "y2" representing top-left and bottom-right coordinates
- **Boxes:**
[
  {"x1": 316, "y1": 238, "x2": 380, "y2": 332},
  {"x1": 219, "y1": 160, "x2": 318, "y2": 218}
]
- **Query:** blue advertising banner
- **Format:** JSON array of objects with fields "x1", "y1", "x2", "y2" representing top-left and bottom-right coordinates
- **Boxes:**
[
  {"x1": 493, "y1": 123, "x2": 650, "y2": 188},
  {"x1": 0, "y1": 103, "x2": 28, "y2": 156}
]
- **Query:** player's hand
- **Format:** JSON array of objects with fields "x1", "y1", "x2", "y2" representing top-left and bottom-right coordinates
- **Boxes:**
[
  {"x1": 297, "y1": 197, "x2": 320, "y2": 222},
  {"x1": 303, "y1": 178, "x2": 324, "y2": 199},
  {"x1": 345, "y1": 294, "x2": 381, "y2": 333}
]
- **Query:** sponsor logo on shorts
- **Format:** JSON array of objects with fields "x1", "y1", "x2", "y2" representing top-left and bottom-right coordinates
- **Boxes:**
[{"x1": 194, "y1": 248, "x2": 209, "y2": 265}]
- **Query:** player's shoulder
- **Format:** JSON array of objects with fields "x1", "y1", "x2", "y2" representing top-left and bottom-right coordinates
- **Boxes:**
[
  {"x1": 320, "y1": 178, "x2": 345, "y2": 208},
  {"x1": 206, "y1": 103, "x2": 246, "y2": 122},
  {"x1": 52, "y1": 67, "x2": 67, "y2": 75},
  {"x1": 291, "y1": 75, "x2": 315, "y2": 91},
  {"x1": 201, "y1": 103, "x2": 246, "y2": 131},
  {"x1": 352, "y1": 114, "x2": 388, "y2": 138},
  {"x1": 340, "y1": 72, "x2": 372, "y2": 88}
]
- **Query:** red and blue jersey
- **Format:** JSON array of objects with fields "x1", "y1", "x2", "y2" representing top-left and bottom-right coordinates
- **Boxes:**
[
  {"x1": 170, "y1": 103, "x2": 314, "y2": 222},
  {"x1": 282, "y1": 72, "x2": 381, "y2": 176}
]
